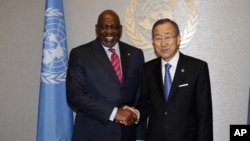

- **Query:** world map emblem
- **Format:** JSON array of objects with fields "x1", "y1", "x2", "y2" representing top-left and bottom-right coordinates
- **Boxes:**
[
  {"x1": 124, "y1": 0, "x2": 199, "y2": 49},
  {"x1": 41, "y1": 8, "x2": 68, "y2": 84}
]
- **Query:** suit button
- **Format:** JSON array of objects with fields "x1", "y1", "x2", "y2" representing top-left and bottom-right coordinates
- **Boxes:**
[{"x1": 164, "y1": 112, "x2": 168, "y2": 115}]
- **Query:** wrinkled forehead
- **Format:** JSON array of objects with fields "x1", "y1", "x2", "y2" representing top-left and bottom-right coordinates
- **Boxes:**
[{"x1": 154, "y1": 32, "x2": 171, "y2": 37}]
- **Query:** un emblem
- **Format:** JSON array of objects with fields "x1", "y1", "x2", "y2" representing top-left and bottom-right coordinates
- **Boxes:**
[
  {"x1": 124, "y1": 0, "x2": 199, "y2": 49},
  {"x1": 41, "y1": 8, "x2": 68, "y2": 84}
]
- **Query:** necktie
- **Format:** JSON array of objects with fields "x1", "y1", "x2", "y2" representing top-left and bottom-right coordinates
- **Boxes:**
[
  {"x1": 108, "y1": 48, "x2": 123, "y2": 83},
  {"x1": 164, "y1": 63, "x2": 172, "y2": 101}
]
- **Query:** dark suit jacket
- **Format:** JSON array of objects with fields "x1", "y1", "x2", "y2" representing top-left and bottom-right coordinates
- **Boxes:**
[
  {"x1": 66, "y1": 39, "x2": 145, "y2": 141},
  {"x1": 136, "y1": 52, "x2": 213, "y2": 141}
]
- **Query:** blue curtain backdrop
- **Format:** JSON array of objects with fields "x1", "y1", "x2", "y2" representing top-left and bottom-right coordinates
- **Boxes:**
[{"x1": 36, "y1": 0, "x2": 73, "y2": 141}]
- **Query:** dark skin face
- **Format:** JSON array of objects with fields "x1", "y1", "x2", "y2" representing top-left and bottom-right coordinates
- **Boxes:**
[{"x1": 95, "y1": 10, "x2": 122, "y2": 48}]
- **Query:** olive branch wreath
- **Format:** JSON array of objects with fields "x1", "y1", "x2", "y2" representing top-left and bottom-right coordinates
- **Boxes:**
[
  {"x1": 124, "y1": 0, "x2": 199, "y2": 49},
  {"x1": 41, "y1": 8, "x2": 67, "y2": 84}
]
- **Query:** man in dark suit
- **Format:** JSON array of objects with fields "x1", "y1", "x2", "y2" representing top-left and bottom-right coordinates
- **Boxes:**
[
  {"x1": 130, "y1": 18, "x2": 213, "y2": 141},
  {"x1": 66, "y1": 10, "x2": 145, "y2": 141}
]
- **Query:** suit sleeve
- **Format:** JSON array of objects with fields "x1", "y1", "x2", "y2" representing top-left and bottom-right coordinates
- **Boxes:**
[
  {"x1": 196, "y1": 62, "x2": 213, "y2": 141},
  {"x1": 66, "y1": 48, "x2": 114, "y2": 125},
  {"x1": 135, "y1": 50, "x2": 147, "y2": 140},
  {"x1": 136, "y1": 64, "x2": 152, "y2": 122}
]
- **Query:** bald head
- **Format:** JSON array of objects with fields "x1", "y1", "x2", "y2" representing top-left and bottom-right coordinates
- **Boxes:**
[{"x1": 97, "y1": 9, "x2": 121, "y2": 25}]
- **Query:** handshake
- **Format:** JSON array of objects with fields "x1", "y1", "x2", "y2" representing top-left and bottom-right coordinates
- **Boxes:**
[{"x1": 114, "y1": 106, "x2": 139, "y2": 126}]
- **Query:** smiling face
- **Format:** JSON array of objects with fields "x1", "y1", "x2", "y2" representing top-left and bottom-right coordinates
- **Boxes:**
[
  {"x1": 95, "y1": 10, "x2": 122, "y2": 48},
  {"x1": 152, "y1": 21, "x2": 181, "y2": 62}
]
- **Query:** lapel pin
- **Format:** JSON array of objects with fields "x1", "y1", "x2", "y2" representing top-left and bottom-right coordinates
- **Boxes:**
[
  {"x1": 127, "y1": 53, "x2": 131, "y2": 56},
  {"x1": 181, "y1": 69, "x2": 185, "y2": 72}
]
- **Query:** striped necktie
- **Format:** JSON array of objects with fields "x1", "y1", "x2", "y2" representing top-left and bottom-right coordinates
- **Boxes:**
[{"x1": 109, "y1": 48, "x2": 123, "y2": 83}]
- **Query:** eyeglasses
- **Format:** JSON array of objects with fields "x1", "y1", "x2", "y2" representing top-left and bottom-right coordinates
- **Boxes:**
[
  {"x1": 153, "y1": 34, "x2": 178, "y2": 42},
  {"x1": 97, "y1": 24, "x2": 121, "y2": 30}
]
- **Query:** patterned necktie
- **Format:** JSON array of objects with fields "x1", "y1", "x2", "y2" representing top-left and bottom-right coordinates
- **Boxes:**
[
  {"x1": 108, "y1": 48, "x2": 123, "y2": 83},
  {"x1": 164, "y1": 63, "x2": 172, "y2": 101}
]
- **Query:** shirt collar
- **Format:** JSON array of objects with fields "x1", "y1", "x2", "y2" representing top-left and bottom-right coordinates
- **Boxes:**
[
  {"x1": 102, "y1": 43, "x2": 119, "y2": 52},
  {"x1": 161, "y1": 51, "x2": 179, "y2": 68}
]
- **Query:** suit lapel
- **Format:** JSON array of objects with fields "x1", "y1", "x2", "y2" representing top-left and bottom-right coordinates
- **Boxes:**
[
  {"x1": 119, "y1": 42, "x2": 130, "y2": 81},
  {"x1": 152, "y1": 58, "x2": 165, "y2": 101},
  {"x1": 168, "y1": 53, "x2": 187, "y2": 101},
  {"x1": 91, "y1": 39, "x2": 120, "y2": 83}
]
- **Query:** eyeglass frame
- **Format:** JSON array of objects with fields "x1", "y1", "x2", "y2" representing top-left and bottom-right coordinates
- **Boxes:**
[
  {"x1": 153, "y1": 33, "x2": 178, "y2": 43},
  {"x1": 96, "y1": 24, "x2": 122, "y2": 31}
]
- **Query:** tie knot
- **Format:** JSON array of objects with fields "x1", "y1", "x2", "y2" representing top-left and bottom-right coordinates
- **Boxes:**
[
  {"x1": 108, "y1": 48, "x2": 115, "y2": 53},
  {"x1": 165, "y1": 63, "x2": 171, "y2": 71}
]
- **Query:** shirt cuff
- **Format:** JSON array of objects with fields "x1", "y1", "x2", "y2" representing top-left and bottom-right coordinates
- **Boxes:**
[
  {"x1": 109, "y1": 107, "x2": 118, "y2": 121},
  {"x1": 135, "y1": 109, "x2": 140, "y2": 124}
]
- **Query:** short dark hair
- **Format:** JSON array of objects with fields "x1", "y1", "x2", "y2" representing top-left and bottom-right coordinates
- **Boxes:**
[{"x1": 152, "y1": 18, "x2": 180, "y2": 38}]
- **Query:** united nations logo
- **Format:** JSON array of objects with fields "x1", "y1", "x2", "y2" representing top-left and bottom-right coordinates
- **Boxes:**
[
  {"x1": 41, "y1": 8, "x2": 68, "y2": 84},
  {"x1": 124, "y1": 0, "x2": 199, "y2": 49}
]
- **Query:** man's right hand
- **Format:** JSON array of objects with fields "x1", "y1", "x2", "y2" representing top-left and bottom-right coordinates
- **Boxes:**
[{"x1": 114, "y1": 106, "x2": 137, "y2": 126}]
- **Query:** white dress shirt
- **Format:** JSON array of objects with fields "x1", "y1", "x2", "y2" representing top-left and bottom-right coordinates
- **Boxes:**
[{"x1": 161, "y1": 51, "x2": 180, "y2": 84}]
